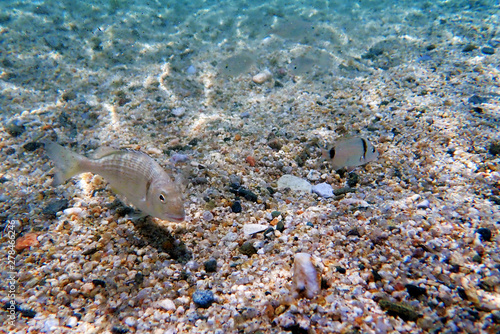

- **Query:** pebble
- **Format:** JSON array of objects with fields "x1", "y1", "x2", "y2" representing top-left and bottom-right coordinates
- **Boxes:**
[
  {"x1": 5, "y1": 119, "x2": 25, "y2": 137},
  {"x1": 66, "y1": 316, "x2": 78, "y2": 328},
  {"x1": 306, "y1": 170, "x2": 321, "y2": 181},
  {"x1": 202, "y1": 211, "x2": 214, "y2": 221},
  {"x1": 204, "y1": 258, "x2": 217, "y2": 272},
  {"x1": 42, "y1": 199, "x2": 69, "y2": 217},
  {"x1": 23, "y1": 141, "x2": 42, "y2": 152},
  {"x1": 416, "y1": 199, "x2": 430, "y2": 209},
  {"x1": 186, "y1": 65, "x2": 196, "y2": 74},
  {"x1": 462, "y1": 44, "x2": 477, "y2": 52},
  {"x1": 15, "y1": 233, "x2": 40, "y2": 252},
  {"x1": 277, "y1": 174, "x2": 312, "y2": 193},
  {"x1": 476, "y1": 228, "x2": 492, "y2": 242},
  {"x1": 378, "y1": 299, "x2": 419, "y2": 322},
  {"x1": 43, "y1": 317, "x2": 59, "y2": 332},
  {"x1": 170, "y1": 153, "x2": 189, "y2": 163},
  {"x1": 481, "y1": 47, "x2": 495, "y2": 55},
  {"x1": 192, "y1": 290, "x2": 215, "y2": 308},
  {"x1": 311, "y1": 183, "x2": 334, "y2": 198},
  {"x1": 157, "y1": 298, "x2": 176, "y2": 311},
  {"x1": 243, "y1": 223, "x2": 268, "y2": 236},
  {"x1": 171, "y1": 107, "x2": 185, "y2": 117},
  {"x1": 252, "y1": 70, "x2": 272, "y2": 84},
  {"x1": 231, "y1": 201, "x2": 242, "y2": 213},
  {"x1": 276, "y1": 221, "x2": 285, "y2": 232},
  {"x1": 239, "y1": 241, "x2": 257, "y2": 256},
  {"x1": 124, "y1": 316, "x2": 136, "y2": 327},
  {"x1": 405, "y1": 284, "x2": 427, "y2": 298}
]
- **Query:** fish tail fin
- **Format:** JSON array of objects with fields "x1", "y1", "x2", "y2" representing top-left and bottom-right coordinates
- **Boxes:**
[{"x1": 43, "y1": 140, "x2": 89, "y2": 186}]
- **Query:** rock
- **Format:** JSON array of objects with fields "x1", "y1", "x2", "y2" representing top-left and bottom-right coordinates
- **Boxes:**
[
  {"x1": 202, "y1": 211, "x2": 214, "y2": 221},
  {"x1": 186, "y1": 65, "x2": 196, "y2": 74},
  {"x1": 43, "y1": 199, "x2": 69, "y2": 217},
  {"x1": 293, "y1": 253, "x2": 320, "y2": 299},
  {"x1": 405, "y1": 284, "x2": 427, "y2": 298},
  {"x1": 462, "y1": 44, "x2": 477, "y2": 52},
  {"x1": 43, "y1": 317, "x2": 60, "y2": 332},
  {"x1": 276, "y1": 221, "x2": 285, "y2": 232},
  {"x1": 311, "y1": 183, "x2": 334, "y2": 198},
  {"x1": 239, "y1": 241, "x2": 257, "y2": 256},
  {"x1": 482, "y1": 47, "x2": 495, "y2": 55},
  {"x1": 476, "y1": 228, "x2": 492, "y2": 242},
  {"x1": 5, "y1": 120, "x2": 25, "y2": 137},
  {"x1": 252, "y1": 70, "x2": 272, "y2": 84},
  {"x1": 347, "y1": 172, "x2": 359, "y2": 187},
  {"x1": 231, "y1": 201, "x2": 242, "y2": 213},
  {"x1": 489, "y1": 142, "x2": 500, "y2": 156},
  {"x1": 469, "y1": 95, "x2": 488, "y2": 104},
  {"x1": 416, "y1": 199, "x2": 430, "y2": 209},
  {"x1": 23, "y1": 141, "x2": 42, "y2": 152},
  {"x1": 230, "y1": 185, "x2": 258, "y2": 202},
  {"x1": 378, "y1": 299, "x2": 419, "y2": 321},
  {"x1": 243, "y1": 224, "x2": 268, "y2": 236},
  {"x1": 15, "y1": 233, "x2": 40, "y2": 252},
  {"x1": 277, "y1": 175, "x2": 312, "y2": 193},
  {"x1": 204, "y1": 259, "x2": 217, "y2": 273},
  {"x1": 171, "y1": 107, "x2": 185, "y2": 117},
  {"x1": 192, "y1": 290, "x2": 215, "y2": 308},
  {"x1": 157, "y1": 298, "x2": 176, "y2": 311},
  {"x1": 306, "y1": 170, "x2": 321, "y2": 181},
  {"x1": 271, "y1": 211, "x2": 281, "y2": 218},
  {"x1": 66, "y1": 316, "x2": 78, "y2": 328}
]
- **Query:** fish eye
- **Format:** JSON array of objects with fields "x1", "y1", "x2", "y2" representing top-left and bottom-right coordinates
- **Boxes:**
[
  {"x1": 159, "y1": 194, "x2": 166, "y2": 202},
  {"x1": 372, "y1": 147, "x2": 376, "y2": 153}
]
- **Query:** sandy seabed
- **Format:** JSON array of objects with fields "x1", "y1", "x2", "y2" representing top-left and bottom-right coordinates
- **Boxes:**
[{"x1": 1, "y1": 0, "x2": 500, "y2": 333}]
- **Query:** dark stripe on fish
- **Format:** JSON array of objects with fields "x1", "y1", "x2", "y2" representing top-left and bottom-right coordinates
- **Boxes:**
[
  {"x1": 360, "y1": 138, "x2": 367, "y2": 159},
  {"x1": 145, "y1": 177, "x2": 152, "y2": 198},
  {"x1": 329, "y1": 147, "x2": 336, "y2": 159}
]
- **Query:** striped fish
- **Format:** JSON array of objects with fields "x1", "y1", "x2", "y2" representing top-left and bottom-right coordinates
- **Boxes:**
[
  {"x1": 43, "y1": 141, "x2": 185, "y2": 222},
  {"x1": 322, "y1": 137, "x2": 379, "y2": 170}
]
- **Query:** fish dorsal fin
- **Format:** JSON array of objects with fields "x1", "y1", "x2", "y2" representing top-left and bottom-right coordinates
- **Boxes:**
[{"x1": 92, "y1": 146, "x2": 119, "y2": 159}]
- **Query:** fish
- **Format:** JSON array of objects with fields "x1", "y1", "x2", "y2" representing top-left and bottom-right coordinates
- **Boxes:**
[
  {"x1": 322, "y1": 137, "x2": 379, "y2": 170},
  {"x1": 43, "y1": 141, "x2": 185, "y2": 222}
]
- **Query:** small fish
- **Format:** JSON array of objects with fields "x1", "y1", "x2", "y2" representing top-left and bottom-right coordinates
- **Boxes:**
[
  {"x1": 322, "y1": 137, "x2": 379, "y2": 170},
  {"x1": 43, "y1": 141, "x2": 185, "y2": 222}
]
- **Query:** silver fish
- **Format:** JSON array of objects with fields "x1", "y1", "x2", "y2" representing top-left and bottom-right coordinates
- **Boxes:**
[
  {"x1": 43, "y1": 141, "x2": 185, "y2": 222},
  {"x1": 322, "y1": 137, "x2": 379, "y2": 170}
]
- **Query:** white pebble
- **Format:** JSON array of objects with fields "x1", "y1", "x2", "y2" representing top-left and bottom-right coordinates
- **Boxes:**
[
  {"x1": 202, "y1": 211, "x2": 214, "y2": 221},
  {"x1": 293, "y1": 253, "x2": 320, "y2": 299},
  {"x1": 157, "y1": 298, "x2": 176, "y2": 311},
  {"x1": 172, "y1": 107, "x2": 185, "y2": 117},
  {"x1": 43, "y1": 318, "x2": 59, "y2": 332},
  {"x1": 277, "y1": 174, "x2": 312, "y2": 193},
  {"x1": 124, "y1": 316, "x2": 136, "y2": 327},
  {"x1": 243, "y1": 223, "x2": 268, "y2": 236},
  {"x1": 311, "y1": 182, "x2": 334, "y2": 198},
  {"x1": 66, "y1": 316, "x2": 78, "y2": 328},
  {"x1": 252, "y1": 70, "x2": 272, "y2": 84},
  {"x1": 186, "y1": 65, "x2": 196, "y2": 74},
  {"x1": 63, "y1": 207, "x2": 83, "y2": 216},
  {"x1": 416, "y1": 199, "x2": 430, "y2": 209}
]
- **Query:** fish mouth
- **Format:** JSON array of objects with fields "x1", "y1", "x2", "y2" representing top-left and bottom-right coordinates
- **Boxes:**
[{"x1": 166, "y1": 215, "x2": 185, "y2": 223}]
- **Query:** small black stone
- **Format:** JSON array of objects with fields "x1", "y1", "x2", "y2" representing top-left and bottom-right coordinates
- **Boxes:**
[
  {"x1": 263, "y1": 227, "x2": 274, "y2": 239},
  {"x1": 5, "y1": 121, "x2": 25, "y2": 137},
  {"x1": 271, "y1": 211, "x2": 281, "y2": 218},
  {"x1": 204, "y1": 259, "x2": 217, "y2": 273},
  {"x1": 23, "y1": 141, "x2": 42, "y2": 152},
  {"x1": 92, "y1": 279, "x2": 106, "y2": 288},
  {"x1": 239, "y1": 241, "x2": 257, "y2": 256},
  {"x1": 405, "y1": 284, "x2": 427, "y2": 298},
  {"x1": 306, "y1": 222, "x2": 314, "y2": 227},
  {"x1": 111, "y1": 326, "x2": 129, "y2": 334},
  {"x1": 134, "y1": 273, "x2": 144, "y2": 285},
  {"x1": 481, "y1": 47, "x2": 495, "y2": 55},
  {"x1": 488, "y1": 143, "x2": 500, "y2": 156},
  {"x1": 372, "y1": 269, "x2": 382, "y2": 282},
  {"x1": 336, "y1": 266, "x2": 346, "y2": 274},
  {"x1": 476, "y1": 227, "x2": 492, "y2": 242},
  {"x1": 192, "y1": 290, "x2": 215, "y2": 308},
  {"x1": 42, "y1": 199, "x2": 69, "y2": 217},
  {"x1": 347, "y1": 172, "x2": 359, "y2": 187},
  {"x1": 450, "y1": 264, "x2": 460, "y2": 273},
  {"x1": 462, "y1": 44, "x2": 477, "y2": 52},
  {"x1": 276, "y1": 221, "x2": 285, "y2": 232},
  {"x1": 346, "y1": 229, "x2": 361, "y2": 237},
  {"x1": 468, "y1": 95, "x2": 488, "y2": 104},
  {"x1": 231, "y1": 201, "x2": 242, "y2": 213},
  {"x1": 457, "y1": 287, "x2": 467, "y2": 300},
  {"x1": 472, "y1": 254, "x2": 482, "y2": 263},
  {"x1": 4, "y1": 147, "x2": 15, "y2": 155}
]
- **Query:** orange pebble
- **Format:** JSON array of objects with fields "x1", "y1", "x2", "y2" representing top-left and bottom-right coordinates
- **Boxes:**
[
  {"x1": 235, "y1": 134, "x2": 241, "y2": 141},
  {"x1": 15, "y1": 233, "x2": 40, "y2": 252},
  {"x1": 245, "y1": 155, "x2": 256, "y2": 167}
]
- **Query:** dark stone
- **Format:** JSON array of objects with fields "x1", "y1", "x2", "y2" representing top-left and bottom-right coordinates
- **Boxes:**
[
  {"x1": 0, "y1": 176, "x2": 8, "y2": 183},
  {"x1": 230, "y1": 186, "x2": 258, "y2": 202},
  {"x1": 111, "y1": 326, "x2": 129, "y2": 334},
  {"x1": 4, "y1": 147, "x2": 15, "y2": 155},
  {"x1": 134, "y1": 273, "x2": 144, "y2": 285},
  {"x1": 306, "y1": 222, "x2": 314, "y2": 227},
  {"x1": 457, "y1": 287, "x2": 467, "y2": 300},
  {"x1": 231, "y1": 201, "x2": 242, "y2": 213},
  {"x1": 336, "y1": 266, "x2": 346, "y2": 274},
  {"x1": 61, "y1": 91, "x2": 77, "y2": 101},
  {"x1": 405, "y1": 284, "x2": 427, "y2": 298},
  {"x1": 468, "y1": 95, "x2": 488, "y2": 104},
  {"x1": 462, "y1": 44, "x2": 477, "y2": 52},
  {"x1": 472, "y1": 254, "x2": 482, "y2": 263},
  {"x1": 346, "y1": 229, "x2": 361, "y2": 237},
  {"x1": 488, "y1": 143, "x2": 500, "y2": 156},
  {"x1": 192, "y1": 290, "x2": 215, "y2": 308},
  {"x1": 82, "y1": 247, "x2": 99, "y2": 256},
  {"x1": 204, "y1": 259, "x2": 217, "y2": 273},
  {"x1": 267, "y1": 138, "x2": 283, "y2": 150},
  {"x1": 271, "y1": 211, "x2": 281, "y2": 218},
  {"x1": 490, "y1": 195, "x2": 500, "y2": 205},
  {"x1": 2, "y1": 303, "x2": 36, "y2": 318},
  {"x1": 481, "y1": 47, "x2": 495, "y2": 55},
  {"x1": 372, "y1": 269, "x2": 382, "y2": 282},
  {"x1": 347, "y1": 173, "x2": 359, "y2": 187},
  {"x1": 276, "y1": 221, "x2": 285, "y2": 232},
  {"x1": 450, "y1": 264, "x2": 460, "y2": 273},
  {"x1": 426, "y1": 44, "x2": 436, "y2": 51},
  {"x1": 378, "y1": 299, "x2": 419, "y2": 322},
  {"x1": 476, "y1": 227, "x2": 492, "y2": 242},
  {"x1": 88, "y1": 279, "x2": 105, "y2": 289},
  {"x1": 239, "y1": 241, "x2": 257, "y2": 256},
  {"x1": 333, "y1": 187, "x2": 356, "y2": 196},
  {"x1": 5, "y1": 120, "x2": 25, "y2": 137},
  {"x1": 23, "y1": 141, "x2": 42, "y2": 152},
  {"x1": 188, "y1": 138, "x2": 199, "y2": 146},
  {"x1": 263, "y1": 227, "x2": 274, "y2": 239},
  {"x1": 42, "y1": 199, "x2": 69, "y2": 217}
]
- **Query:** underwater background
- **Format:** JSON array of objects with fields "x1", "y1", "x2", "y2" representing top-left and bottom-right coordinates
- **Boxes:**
[{"x1": 1, "y1": 0, "x2": 500, "y2": 333}]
